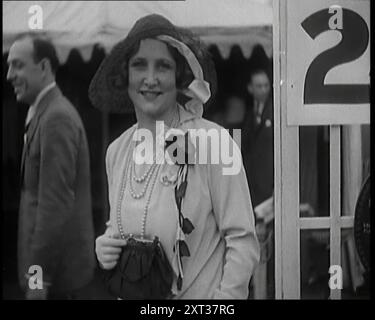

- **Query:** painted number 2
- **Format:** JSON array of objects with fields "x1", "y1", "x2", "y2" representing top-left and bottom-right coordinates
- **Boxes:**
[{"x1": 301, "y1": 8, "x2": 370, "y2": 104}]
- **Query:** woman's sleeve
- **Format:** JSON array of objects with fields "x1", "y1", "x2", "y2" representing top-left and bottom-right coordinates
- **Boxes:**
[
  {"x1": 103, "y1": 142, "x2": 116, "y2": 236},
  {"x1": 207, "y1": 131, "x2": 260, "y2": 299}
]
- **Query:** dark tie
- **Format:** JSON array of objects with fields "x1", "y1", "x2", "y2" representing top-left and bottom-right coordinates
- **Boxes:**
[
  {"x1": 20, "y1": 122, "x2": 29, "y2": 187},
  {"x1": 255, "y1": 101, "x2": 262, "y2": 125},
  {"x1": 24, "y1": 106, "x2": 35, "y2": 145},
  {"x1": 24, "y1": 122, "x2": 30, "y2": 146}
]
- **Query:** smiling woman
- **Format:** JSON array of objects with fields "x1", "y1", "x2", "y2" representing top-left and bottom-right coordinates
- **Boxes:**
[
  {"x1": 127, "y1": 39, "x2": 178, "y2": 123},
  {"x1": 89, "y1": 14, "x2": 260, "y2": 300}
]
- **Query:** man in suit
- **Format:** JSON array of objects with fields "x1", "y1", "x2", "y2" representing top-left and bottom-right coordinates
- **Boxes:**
[
  {"x1": 243, "y1": 68, "x2": 273, "y2": 208},
  {"x1": 242, "y1": 68, "x2": 274, "y2": 299},
  {"x1": 6, "y1": 34, "x2": 95, "y2": 299}
]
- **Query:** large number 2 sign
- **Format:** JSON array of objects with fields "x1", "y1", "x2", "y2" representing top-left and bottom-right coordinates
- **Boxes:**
[{"x1": 301, "y1": 8, "x2": 370, "y2": 105}]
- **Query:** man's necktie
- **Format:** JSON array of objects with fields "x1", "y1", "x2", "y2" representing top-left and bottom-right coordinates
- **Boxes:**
[
  {"x1": 24, "y1": 106, "x2": 35, "y2": 145},
  {"x1": 255, "y1": 101, "x2": 262, "y2": 125},
  {"x1": 24, "y1": 123, "x2": 30, "y2": 145}
]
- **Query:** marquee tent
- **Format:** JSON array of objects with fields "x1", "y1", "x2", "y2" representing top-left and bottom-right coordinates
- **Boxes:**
[{"x1": 3, "y1": 0, "x2": 273, "y2": 62}]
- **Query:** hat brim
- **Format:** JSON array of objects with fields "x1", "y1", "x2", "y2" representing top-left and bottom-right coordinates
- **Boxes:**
[{"x1": 88, "y1": 14, "x2": 217, "y2": 114}]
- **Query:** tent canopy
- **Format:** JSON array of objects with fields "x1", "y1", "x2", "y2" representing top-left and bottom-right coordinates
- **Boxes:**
[{"x1": 3, "y1": 0, "x2": 273, "y2": 62}]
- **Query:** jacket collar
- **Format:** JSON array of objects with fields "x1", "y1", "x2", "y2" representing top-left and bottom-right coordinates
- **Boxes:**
[
  {"x1": 21, "y1": 86, "x2": 62, "y2": 184},
  {"x1": 25, "y1": 86, "x2": 62, "y2": 148},
  {"x1": 30, "y1": 82, "x2": 56, "y2": 109},
  {"x1": 177, "y1": 103, "x2": 198, "y2": 126}
]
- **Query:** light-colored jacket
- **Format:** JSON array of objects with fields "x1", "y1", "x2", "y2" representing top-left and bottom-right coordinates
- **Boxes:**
[{"x1": 104, "y1": 105, "x2": 260, "y2": 299}]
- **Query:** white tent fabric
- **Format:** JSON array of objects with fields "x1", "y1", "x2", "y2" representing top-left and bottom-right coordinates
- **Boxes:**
[{"x1": 3, "y1": 0, "x2": 273, "y2": 62}]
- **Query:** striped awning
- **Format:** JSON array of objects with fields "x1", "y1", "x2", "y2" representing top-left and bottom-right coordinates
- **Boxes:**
[{"x1": 3, "y1": 0, "x2": 273, "y2": 62}]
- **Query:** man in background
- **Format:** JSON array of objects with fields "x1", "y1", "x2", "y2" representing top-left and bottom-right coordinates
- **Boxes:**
[
  {"x1": 6, "y1": 34, "x2": 95, "y2": 299},
  {"x1": 243, "y1": 68, "x2": 274, "y2": 209},
  {"x1": 242, "y1": 68, "x2": 274, "y2": 299}
]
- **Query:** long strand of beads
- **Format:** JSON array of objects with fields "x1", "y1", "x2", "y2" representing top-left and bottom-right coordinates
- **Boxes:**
[
  {"x1": 132, "y1": 127, "x2": 155, "y2": 183},
  {"x1": 137, "y1": 109, "x2": 180, "y2": 237},
  {"x1": 133, "y1": 107, "x2": 179, "y2": 184},
  {"x1": 129, "y1": 160, "x2": 157, "y2": 199},
  {"x1": 132, "y1": 160, "x2": 155, "y2": 183},
  {"x1": 116, "y1": 109, "x2": 180, "y2": 239},
  {"x1": 116, "y1": 144, "x2": 133, "y2": 240},
  {"x1": 140, "y1": 164, "x2": 161, "y2": 239}
]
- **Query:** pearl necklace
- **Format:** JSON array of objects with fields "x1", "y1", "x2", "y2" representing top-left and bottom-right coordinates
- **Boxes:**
[
  {"x1": 116, "y1": 146, "x2": 132, "y2": 240},
  {"x1": 130, "y1": 111, "x2": 180, "y2": 198},
  {"x1": 127, "y1": 152, "x2": 161, "y2": 237},
  {"x1": 132, "y1": 160, "x2": 155, "y2": 183},
  {"x1": 116, "y1": 109, "x2": 180, "y2": 239},
  {"x1": 116, "y1": 140, "x2": 161, "y2": 239},
  {"x1": 129, "y1": 160, "x2": 157, "y2": 199}
]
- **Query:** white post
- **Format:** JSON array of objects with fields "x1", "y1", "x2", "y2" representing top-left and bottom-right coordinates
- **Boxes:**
[
  {"x1": 274, "y1": 0, "x2": 301, "y2": 299},
  {"x1": 329, "y1": 125, "x2": 341, "y2": 299},
  {"x1": 273, "y1": 0, "x2": 283, "y2": 300}
]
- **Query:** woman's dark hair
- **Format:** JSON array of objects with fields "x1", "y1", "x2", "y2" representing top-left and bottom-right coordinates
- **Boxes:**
[{"x1": 120, "y1": 37, "x2": 194, "y2": 90}]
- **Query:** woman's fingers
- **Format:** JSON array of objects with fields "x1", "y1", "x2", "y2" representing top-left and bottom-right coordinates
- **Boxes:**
[
  {"x1": 101, "y1": 237, "x2": 127, "y2": 247},
  {"x1": 96, "y1": 234, "x2": 126, "y2": 248},
  {"x1": 100, "y1": 261, "x2": 118, "y2": 270},
  {"x1": 101, "y1": 253, "x2": 120, "y2": 263},
  {"x1": 95, "y1": 233, "x2": 126, "y2": 269},
  {"x1": 102, "y1": 246, "x2": 122, "y2": 254}
]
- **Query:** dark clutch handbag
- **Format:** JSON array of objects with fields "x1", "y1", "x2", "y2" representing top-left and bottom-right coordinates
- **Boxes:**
[{"x1": 104, "y1": 235, "x2": 174, "y2": 299}]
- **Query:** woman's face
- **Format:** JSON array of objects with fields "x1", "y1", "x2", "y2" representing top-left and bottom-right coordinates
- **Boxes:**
[{"x1": 128, "y1": 38, "x2": 177, "y2": 120}]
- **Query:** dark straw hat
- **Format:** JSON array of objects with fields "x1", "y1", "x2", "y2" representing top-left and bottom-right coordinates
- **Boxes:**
[{"x1": 89, "y1": 14, "x2": 217, "y2": 113}]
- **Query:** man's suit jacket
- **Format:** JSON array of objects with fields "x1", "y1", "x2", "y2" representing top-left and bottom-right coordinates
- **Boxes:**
[
  {"x1": 242, "y1": 96, "x2": 274, "y2": 208},
  {"x1": 18, "y1": 86, "x2": 95, "y2": 294}
]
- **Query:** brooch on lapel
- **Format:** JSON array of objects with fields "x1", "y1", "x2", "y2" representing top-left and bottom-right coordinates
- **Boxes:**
[
  {"x1": 265, "y1": 119, "x2": 272, "y2": 128},
  {"x1": 160, "y1": 165, "x2": 179, "y2": 186}
]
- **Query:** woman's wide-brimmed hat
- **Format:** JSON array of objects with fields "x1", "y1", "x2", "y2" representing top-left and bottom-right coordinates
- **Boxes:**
[{"x1": 89, "y1": 14, "x2": 217, "y2": 114}]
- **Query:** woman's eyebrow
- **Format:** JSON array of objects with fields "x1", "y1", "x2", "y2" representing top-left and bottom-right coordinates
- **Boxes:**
[
  {"x1": 130, "y1": 56, "x2": 145, "y2": 62},
  {"x1": 156, "y1": 58, "x2": 175, "y2": 64},
  {"x1": 129, "y1": 57, "x2": 175, "y2": 66}
]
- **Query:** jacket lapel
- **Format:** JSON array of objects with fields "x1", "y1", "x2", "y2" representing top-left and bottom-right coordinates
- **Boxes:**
[
  {"x1": 254, "y1": 98, "x2": 273, "y2": 138},
  {"x1": 20, "y1": 87, "x2": 62, "y2": 185},
  {"x1": 20, "y1": 140, "x2": 27, "y2": 185}
]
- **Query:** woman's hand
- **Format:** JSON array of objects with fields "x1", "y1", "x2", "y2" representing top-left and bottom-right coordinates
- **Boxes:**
[{"x1": 95, "y1": 233, "x2": 127, "y2": 270}]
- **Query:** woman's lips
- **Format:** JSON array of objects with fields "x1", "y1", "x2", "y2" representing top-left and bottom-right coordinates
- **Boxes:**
[{"x1": 140, "y1": 90, "x2": 162, "y2": 101}]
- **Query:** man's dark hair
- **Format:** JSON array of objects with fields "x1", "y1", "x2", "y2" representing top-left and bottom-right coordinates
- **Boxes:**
[
  {"x1": 248, "y1": 68, "x2": 270, "y2": 85},
  {"x1": 15, "y1": 32, "x2": 60, "y2": 74}
]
